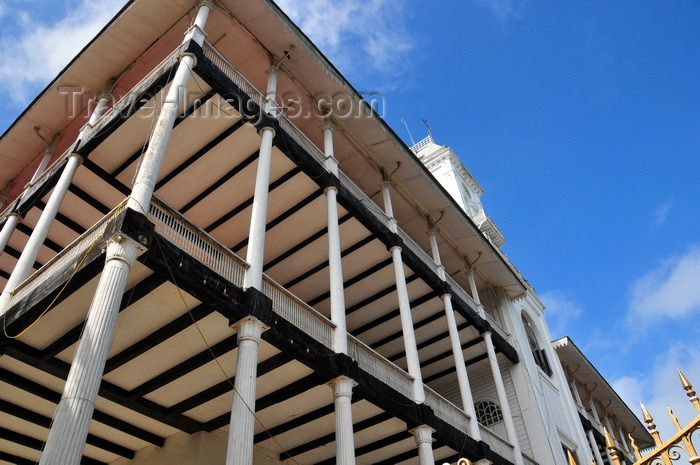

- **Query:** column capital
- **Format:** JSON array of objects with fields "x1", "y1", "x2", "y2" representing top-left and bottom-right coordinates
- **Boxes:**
[
  {"x1": 196, "y1": 0, "x2": 216, "y2": 10},
  {"x1": 104, "y1": 234, "x2": 142, "y2": 268},
  {"x1": 320, "y1": 121, "x2": 336, "y2": 132},
  {"x1": 5, "y1": 212, "x2": 22, "y2": 221},
  {"x1": 231, "y1": 316, "x2": 268, "y2": 341},
  {"x1": 266, "y1": 65, "x2": 281, "y2": 77},
  {"x1": 410, "y1": 425, "x2": 435, "y2": 445},
  {"x1": 257, "y1": 126, "x2": 276, "y2": 137},
  {"x1": 327, "y1": 376, "x2": 358, "y2": 398},
  {"x1": 380, "y1": 179, "x2": 394, "y2": 189},
  {"x1": 389, "y1": 245, "x2": 403, "y2": 254}
]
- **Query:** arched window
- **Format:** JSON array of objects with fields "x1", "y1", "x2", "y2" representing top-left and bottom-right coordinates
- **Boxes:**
[
  {"x1": 474, "y1": 400, "x2": 503, "y2": 426},
  {"x1": 521, "y1": 313, "x2": 553, "y2": 376}
]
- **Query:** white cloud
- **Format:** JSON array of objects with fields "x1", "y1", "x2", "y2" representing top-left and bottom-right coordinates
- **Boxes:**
[
  {"x1": 652, "y1": 201, "x2": 673, "y2": 228},
  {"x1": 628, "y1": 245, "x2": 700, "y2": 322},
  {"x1": 0, "y1": 0, "x2": 124, "y2": 104},
  {"x1": 274, "y1": 0, "x2": 413, "y2": 83},
  {"x1": 474, "y1": 0, "x2": 528, "y2": 25},
  {"x1": 540, "y1": 289, "x2": 582, "y2": 337},
  {"x1": 611, "y1": 343, "x2": 700, "y2": 440}
]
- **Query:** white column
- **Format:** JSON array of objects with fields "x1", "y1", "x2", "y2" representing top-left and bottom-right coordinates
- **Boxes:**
[
  {"x1": 411, "y1": 425, "x2": 436, "y2": 465},
  {"x1": 127, "y1": 0, "x2": 214, "y2": 213},
  {"x1": 483, "y1": 331, "x2": 523, "y2": 465},
  {"x1": 588, "y1": 394, "x2": 602, "y2": 427},
  {"x1": 243, "y1": 125, "x2": 274, "y2": 290},
  {"x1": 444, "y1": 293, "x2": 480, "y2": 439},
  {"x1": 226, "y1": 317, "x2": 267, "y2": 465},
  {"x1": 79, "y1": 89, "x2": 113, "y2": 140},
  {"x1": 0, "y1": 213, "x2": 21, "y2": 257},
  {"x1": 381, "y1": 181, "x2": 424, "y2": 402},
  {"x1": 39, "y1": 235, "x2": 141, "y2": 465},
  {"x1": 616, "y1": 424, "x2": 630, "y2": 453},
  {"x1": 391, "y1": 245, "x2": 425, "y2": 403},
  {"x1": 243, "y1": 66, "x2": 279, "y2": 291},
  {"x1": 323, "y1": 122, "x2": 347, "y2": 353},
  {"x1": 569, "y1": 373, "x2": 584, "y2": 409},
  {"x1": 328, "y1": 376, "x2": 357, "y2": 465},
  {"x1": 38, "y1": 3, "x2": 216, "y2": 463},
  {"x1": 29, "y1": 150, "x2": 54, "y2": 184},
  {"x1": 427, "y1": 229, "x2": 445, "y2": 280},
  {"x1": 466, "y1": 266, "x2": 487, "y2": 319},
  {"x1": 0, "y1": 153, "x2": 82, "y2": 315},
  {"x1": 587, "y1": 429, "x2": 604, "y2": 465}
]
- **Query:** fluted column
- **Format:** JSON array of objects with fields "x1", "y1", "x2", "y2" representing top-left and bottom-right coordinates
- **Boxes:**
[
  {"x1": 39, "y1": 235, "x2": 141, "y2": 465},
  {"x1": 37, "y1": 3, "x2": 216, "y2": 463},
  {"x1": 587, "y1": 429, "x2": 604, "y2": 465},
  {"x1": 323, "y1": 122, "x2": 347, "y2": 353},
  {"x1": 243, "y1": 66, "x2": 279, "y2": 291},
  {"x1": 226, "y1": 317, "x2": 267, "y2": 465},
  {"x1": 0, "y1": 152, "x2": 82, "y2": 315},
  {"x1": 483, "y1": 331, "x2": 523, "y2": 465},
  {"x1": 411, "y1": 425, "x2": 436, "y2": 465},
  {"x1": 127, "y1": 0, "x2": 214, "y2": 213},
  {"x1": 328, "y1": 376, "x2": 357, "y2": 465},
  {"x1": 381, "y1": 181, "x2": 424, "y2": 402},
  {"x1": 0, "y1": 212, "x2": 21, "y2": 257}
]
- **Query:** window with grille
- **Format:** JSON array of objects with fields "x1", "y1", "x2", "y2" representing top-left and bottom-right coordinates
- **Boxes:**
[{"x1": 474, "y1": 400, "x2": 503, "y2": 426}]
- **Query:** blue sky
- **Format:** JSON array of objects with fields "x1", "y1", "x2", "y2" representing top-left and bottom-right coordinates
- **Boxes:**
[{"x1": 2, "y1": 0, "x2": 699, "y2": 437}]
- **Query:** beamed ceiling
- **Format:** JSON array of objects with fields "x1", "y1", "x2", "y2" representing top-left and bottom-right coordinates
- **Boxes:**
[{"x1": 0, "y1": 2, "x2": 522, "y2": 464}]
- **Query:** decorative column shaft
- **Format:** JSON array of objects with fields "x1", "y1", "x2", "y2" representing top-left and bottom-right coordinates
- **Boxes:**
[
  {"x1": 38, "y1": 3, "x2": 215, "y2": 463},
  {"x1": 243, "y1": 67, "x2": 279, "y2": 291},
  {"x1": 587, "y1": 429, "x2": 604, "y2": 465},
  {"x1": 483, "y1": 331, "x2": 523, "y2": 465},
  {"x1": 329, "y1": 376, "x2": 357, "y2": 465},
  {"x1": 427, "y1": 229, "x2": 445, "y2": 280},
  {"x1": 323, "y1": 122, "x2": 347, "y2": 353},
  {"x1": 411, "y1": 425, "x2": 436, "y2": 465},
  {"x1": 0, "y1": 213, "x2": 21, "y2": 257},
  {"x1": 126, "y1": 0, "x2": 214, "y2": 213},
  {"x1": 381, "y1": 181, "x2": 424, "y2": 401},
  {"x1": 0, "y1": 153, "x2": 82, "y2": 315},
  {"x1": 588, "y1": 394, "x2": 602, "y2": 426},
  {"x1": 392, "y1": 245, "x2": 425, "y2": 402},
  {"x1": 466, "y1": 266, "x2": 487, "y2": 319},
  {"x1": 569, "y1": 373, "x2": 584, "y2": 409},
  {"x1": 226, "y1": 317, "x2": 267, "y2": 465},
  {"x1": 39, "y1": 236, "x2": 141, "y2": 465},
  {"x1": 444, "y1": 293, "x2": 480, "y2": 439}
]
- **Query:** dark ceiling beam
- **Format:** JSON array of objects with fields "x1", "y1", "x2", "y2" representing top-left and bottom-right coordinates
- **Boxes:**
[
  {"x1": 16, "y1": 223, "x2": 62, "y2": 253},
  {"x1": 282, "y1": 235, "x2": 374, "y2": 289},
  {"x1": 2, "y1": 245, "x2": 43, "y2": 270},
  {"x1": 40, "y1": 273, "x2": 167, "y2": 362},
  {"x1": 111, "y1": 91, "x2": 217, "y2": 177},
  {"x1": 362, "y1": 291, "x2": 440, "y2": 347},
  {"x1": 203, "y1": 372, "x2": 326, "y2": 432},
  {"x1": 0, "y1": 426, "x2": 105, "y2": 465},
  {"x1": 105, "y1": 303, "x2": 215, "y2": 374},
  {"x1": 127, "y1": 334, "x2": 238, "y2": 399},
  {"x1": 82, "y1": 159, "x2": 131, "y2": 196},
  {"x1": 0, "y1": 367, "x2": 163, "y2": 446},
  {"x1": 423, "y1": 353, "x2": 489, "y2": 384},
  {"x1": 204, "y1": 167, "x2": 302, "y2": 233},
  {"x1": 285, "y1": 411, "x2": 393, "y2": 458},
  {"x1": 166, "y1": 352, "x2": 293, "y2": 415},
  {"x1": 68, "y1": 184, "x2": 110, "y2": 215},
  {"x1": 232, "y1": 187, "x2": 323, "y2": 252},
  {"x1": 307, "y1": 257, "x2": 394, "y2": 308},
  {"x1": 3, "y1": 342, "x2": 203, "y2": 433},
  {"x1": 180, "y1": 150, "x2": 259, "y2": 214},
  {"x1": 344, "y1": 274, "x2": 420, "y2": 318},
  {"x1": 154, "y1": 118, "x2": 245, "y2": 190},
  {"x1": 313, "y1": 430, "x2": 412, "y2": 465},
  {"x1": 0, "y1": 399, "x2": 134, "y2": 459},
  {"x1": 263, "y1": 213, "x2": 352, "y2": 270}
]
